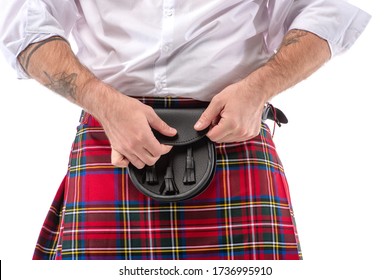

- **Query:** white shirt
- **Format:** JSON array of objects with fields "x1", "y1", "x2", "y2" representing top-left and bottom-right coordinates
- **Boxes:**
[{"x1": 0, "y1": 0, "x2": 370, "y2": 101}]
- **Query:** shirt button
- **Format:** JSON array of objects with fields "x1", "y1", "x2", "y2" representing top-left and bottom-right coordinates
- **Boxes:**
[
  {"x1": 156, "y1": 81, "x2": 163, "y2": 91},
  {"x1": 164, "y1": 9, "x2": 173, "y2": 17},
  {"x1": 162, "y1": 45, "x2": 170, "y2": 53}
]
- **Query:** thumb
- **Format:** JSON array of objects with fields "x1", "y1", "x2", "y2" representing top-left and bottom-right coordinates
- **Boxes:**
[
  {"x1": 194, "y1": 99, "x2": 223, "y2": 131},
  {"x1": 147, "y1": 111, "x2": 177, "y2": 137},
  {"x1": 111, "y1": 148, "x2": 130, "y2": 168}
]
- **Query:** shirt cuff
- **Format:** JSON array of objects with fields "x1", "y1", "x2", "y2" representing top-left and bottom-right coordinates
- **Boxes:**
[{"x1": 288, "y1": 6, "x2": 371, "y2": 57}]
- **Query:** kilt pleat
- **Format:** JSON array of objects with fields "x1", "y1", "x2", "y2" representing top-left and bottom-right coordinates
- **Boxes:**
[{"x1": 33, "y1": 97, "x2": 301, "y2": 260}]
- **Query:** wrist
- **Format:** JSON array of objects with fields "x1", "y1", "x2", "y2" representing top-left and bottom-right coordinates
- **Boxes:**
[
  {"x1": 241, "y1": 69, "x2": 276, "y2": 104},
  {"x1": 77, "y1": 77, "x2": 115, "y2": 121}
]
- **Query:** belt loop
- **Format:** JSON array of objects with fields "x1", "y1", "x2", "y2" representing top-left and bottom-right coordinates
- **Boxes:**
[{"x1": 79, "y1": 110, "x2": 90, "y2": 125}]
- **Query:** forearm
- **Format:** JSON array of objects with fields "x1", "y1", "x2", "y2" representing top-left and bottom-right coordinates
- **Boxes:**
[
  {"x1": 17, "y1": 36, "x2": 115, "y2": 120},
  {"x1": 17, "y1": 36, "x2": 177, "y2": 168},
  {"x1": 245, "y1": 29, "x2": 331, "y2": 100}
]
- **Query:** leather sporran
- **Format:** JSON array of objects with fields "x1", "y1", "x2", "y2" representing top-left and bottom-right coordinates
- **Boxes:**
[{"x1": 127, "y1": 108, "x2": 216, "y2": 202}]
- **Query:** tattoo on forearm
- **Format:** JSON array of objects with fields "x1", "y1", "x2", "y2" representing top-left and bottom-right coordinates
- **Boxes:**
[
  {"x1": 281, "y1": 30, "x2": 309, "y2": 47},
  {"x1": 18, "y1": 37, "x2": 69, "y2": 75},
  {"x1": 266, "y1": 30, "x2": 309, "y2": 64},
  {"x1": 17, "y1": 37, "x2": 77, "y2": 100},
  {"x1": 44, "y1": 71, "x2": 78, "y2": 101}
]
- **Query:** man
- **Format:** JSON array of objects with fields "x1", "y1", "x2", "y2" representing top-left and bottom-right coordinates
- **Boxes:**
[{"x1": 0, "y1": 0, "x2": 370, "y2": 260}]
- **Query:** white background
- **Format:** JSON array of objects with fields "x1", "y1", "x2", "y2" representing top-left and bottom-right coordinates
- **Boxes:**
[{"x1": 0, "y1": 1, "x2": 388, "y2": 279}]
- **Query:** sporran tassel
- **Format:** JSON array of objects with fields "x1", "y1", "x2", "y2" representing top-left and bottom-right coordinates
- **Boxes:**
[
  {"x1": 183, "y1": 146, "x2": 196, "y2": 184},
  {"x1": 159, "y1": 156, "x2": 179, "y2": 195},
  {"x1": 143, "y1": 165, "x2": 158, "y2": 185}
]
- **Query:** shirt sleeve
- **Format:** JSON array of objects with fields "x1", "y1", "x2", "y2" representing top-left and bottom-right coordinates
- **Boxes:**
[
  {"x1": 0, "y1": 0, "x2": 80, "y2": 79},
  {"x1": 284, "y1": 0, "x2": 371, "y2": 57}
]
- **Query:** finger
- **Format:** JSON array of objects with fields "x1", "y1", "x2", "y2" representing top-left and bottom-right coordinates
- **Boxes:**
[
  {"x1": 111, "y1": 148, "x2": 130, "y2": 168},
  {"x1": 140, "y1": 130, "x2": 172, "y2": 158},
  {"x1": 206, "y1": 117, "x2": 232, "y2": 142},
  {"x1": 213, "y1": 133, "x2": 245, "y2": 143},
  {"x1": 136, "y1": 147, "x2": 166, "y2": 166},
  {"x1": 194, "y1": 98, "x2": 224, "y2": 131},
  {"x1": 138, "y1": 144, "x2": 173, "y2": 166},
  {"x1": 129, "y1": 141, "x2": 172, "y2": 167},
  {"x1": 147, "y1": 109, "x2": 177, "y2": 137},
  {"x1": 209, "y1": 124, "x2": 261, "y2": 143},
  {"x1": 127, "y1": 154, "x2": 146, "y2": 169},
  {"x1": 161, "y1": 144, "x2": 173, "y2": 155},
  {"x1": 208, "y1": 129, "x2": 232, "y2": 143},
  {"x1": 112, "y1": 147, "x2": 146, "y2": 169}
]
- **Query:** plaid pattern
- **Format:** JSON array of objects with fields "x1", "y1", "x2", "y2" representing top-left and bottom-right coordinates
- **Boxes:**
[{"x1": 33, "y1": 97, "x2": 301, "y2": 260}]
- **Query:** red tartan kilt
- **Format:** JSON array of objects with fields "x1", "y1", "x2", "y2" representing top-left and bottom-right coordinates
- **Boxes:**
[{"x1": 33, "y1": 97, "x2": 301, "y2": 260}]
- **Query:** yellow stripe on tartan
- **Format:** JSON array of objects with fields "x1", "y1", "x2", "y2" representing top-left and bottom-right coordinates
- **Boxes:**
[
  {"x1": 35, "y1": 244, "x2": 57, "y2": 255},
  {"x1": 68, "y1": 159, "x2": 283, "y2": 172},
  {"x1": 68, "y1": 165, "x2": 116, "y2": 172},
  {"x1": 37, "y1": 205, "x2": 62, "y2": 259},
  {"x1": 74, "y1": 127, "x2": 84, "y2": 260},
  {"x1": 173, "y1": 203, "x2": 180, "y2": 259},
  {"x1": 218, "y1": 144, "x2": 233, "y2": 260},
  {"x1": 51, "y1": 209, "x2": 62, "y2": 259},
  {"x1": 121, "y1": 168, "x2": 129, "y2": 259},
  {"x1": 260, "y1": 128, "x2": 279, "y2": 260},
  {"x1": 64, "y1": 200, "x2": 291, "y2": 213},
  {"x1": 75, "y1": 126, "x2": 105, "y2": 134},
  {"x1": 49, "y1": 205, "x2": 60, "y2": 216},
  {"x1": 68, "y1": 161, "x2": 284, "y2": 174},
  {"x1": 217, "y1": 159, "x2": 284, "y2": 172},
  {"x1": 60, "y1": 243, "x2": 298, "y2": 257}
]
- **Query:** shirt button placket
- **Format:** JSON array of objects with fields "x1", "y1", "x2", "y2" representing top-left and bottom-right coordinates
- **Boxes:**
[{"x1": 154, "y1": 0, "x2": 175, "y2": 94}]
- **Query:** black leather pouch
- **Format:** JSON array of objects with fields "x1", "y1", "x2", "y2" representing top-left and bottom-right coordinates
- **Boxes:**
[{"x1": 127, "y1": 108, "x2": 216, "y2": 202}]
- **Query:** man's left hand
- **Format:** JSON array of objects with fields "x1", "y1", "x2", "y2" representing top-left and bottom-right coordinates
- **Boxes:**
[{"x1": 194, "y1": 80, "x2": 268, "y2": 143}]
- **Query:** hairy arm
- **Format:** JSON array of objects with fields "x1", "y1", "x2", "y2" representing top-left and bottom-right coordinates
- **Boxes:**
[
  {"x1": 195, "y1": 29, "x2": 331, "y2": 142},
  {"x1": 248, "y1": 29, "x2": 331, "y2": 99},
  {"x1": 18, "y1": 36, "x2": 103, "y2": 107},
  {"x1": 18, "y1": 36, "x2": 176, "y2": 168}
]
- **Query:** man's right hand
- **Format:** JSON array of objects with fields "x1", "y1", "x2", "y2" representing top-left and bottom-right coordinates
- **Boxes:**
[{"x1": 95, "y1": 90, "x2": 177, "y2": 169}]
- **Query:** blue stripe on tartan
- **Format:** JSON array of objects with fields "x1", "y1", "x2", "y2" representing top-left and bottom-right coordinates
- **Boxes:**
[
  {"x1": 68, "y1": 169, "x2": 126, "y2": 177},
  {"x1": 216, "y1": 202, "x2": 227, "y2": 258},
  {"x1": 59, "y1": 246, "x2": 299, "y2": 260},
  {"x1": 177, "y1": 206, "x2": 186, "y2": 260},
  {"x1": 114, "y1": 167, "x2": 123, "y2": 256},
  {"x1": 63, "y1": 194, "x2": 289, "y2": 208},
  {"x1": 68, "y1": 165, "x2": 283, "y2": 178}
]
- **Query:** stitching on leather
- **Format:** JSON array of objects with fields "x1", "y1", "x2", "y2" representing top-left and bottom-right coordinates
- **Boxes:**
[{"x1": 163, "y1": 134, "x2": 205, "y2": 145}]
